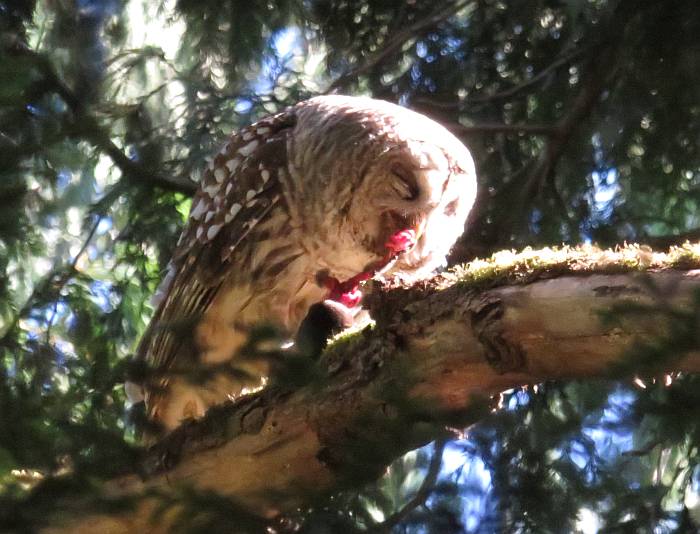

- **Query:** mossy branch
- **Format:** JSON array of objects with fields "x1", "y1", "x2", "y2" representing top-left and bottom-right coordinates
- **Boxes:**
[{"x1": 38, "y1": 244, "x2": 700, "y2": 533}]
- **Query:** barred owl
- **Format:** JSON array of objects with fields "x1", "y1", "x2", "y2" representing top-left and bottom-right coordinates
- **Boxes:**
[{"x1": 133, "y1": 95, "x2": 477, "y2": 431}]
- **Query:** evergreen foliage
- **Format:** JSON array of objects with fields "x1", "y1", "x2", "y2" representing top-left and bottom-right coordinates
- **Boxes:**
[{"x1": 0, "y1": 0, "x2": 698, "y2": 531}]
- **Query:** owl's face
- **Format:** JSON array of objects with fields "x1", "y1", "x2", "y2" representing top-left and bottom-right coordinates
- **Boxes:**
[
  {"x1": 346, "y1": 139, "x2": 476, "y2": 282},
  {"x1": 291, "y1": 95, "x2": 476, "y2": 292}
]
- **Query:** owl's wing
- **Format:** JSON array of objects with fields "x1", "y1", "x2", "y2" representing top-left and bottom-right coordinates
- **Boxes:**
[{"x1": 137, "y1": 108, "x2": 297, "y2": 385}]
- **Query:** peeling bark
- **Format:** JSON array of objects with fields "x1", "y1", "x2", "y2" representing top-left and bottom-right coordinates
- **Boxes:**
[{"x1": 44, "y1": 268, "x2": 700, "y2": 533}]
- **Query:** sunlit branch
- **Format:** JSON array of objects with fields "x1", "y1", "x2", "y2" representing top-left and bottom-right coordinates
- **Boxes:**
[
  {"x1": 621, "y1": 439, "x2": 661, "y2": 457},
  {"x1": 41, "y1": 249, "x2": 700, "y2": 532}
]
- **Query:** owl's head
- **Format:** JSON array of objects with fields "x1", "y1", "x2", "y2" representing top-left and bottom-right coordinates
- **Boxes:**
[
  {"x1": 350, "y1": 125, "x2": 477, "y2": 281},
  {"x1": 293, "y1": 95, "x2": 477, "y2": 290}
]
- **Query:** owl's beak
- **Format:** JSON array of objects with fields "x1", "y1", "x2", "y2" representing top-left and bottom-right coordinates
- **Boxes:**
[{"x1": 414, "y1": 218, "x2": 427, "y2": 241}]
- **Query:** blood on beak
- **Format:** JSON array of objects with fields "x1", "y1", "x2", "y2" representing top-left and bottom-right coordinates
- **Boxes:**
[{"x1": 385, "y1": 228, "x2": 417, "y2": 254}]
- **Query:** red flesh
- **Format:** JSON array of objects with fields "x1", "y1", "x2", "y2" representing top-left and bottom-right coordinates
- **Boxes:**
[{"x1": 324, "y1": 229, "x2": 417, "y2": 307}]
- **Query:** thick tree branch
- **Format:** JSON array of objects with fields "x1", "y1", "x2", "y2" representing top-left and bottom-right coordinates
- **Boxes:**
[
  {"x1": 42, "y1": 247, "x2": 700, "y2": 533},
  {"x1": 521, "y1": 0, "x2": 654, "y2": 202},
  {"x1": 521, "y1": 38, "x2": 621, "y2": 203}
]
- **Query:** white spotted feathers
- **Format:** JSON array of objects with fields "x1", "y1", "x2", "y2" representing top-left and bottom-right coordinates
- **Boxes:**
[
  {"x1": 140, "y1": 107, "x2": 296, "y2": 400},
  {"x1": 150, "y1": 109, "x2": 293, "y2": 316},
  {"x1": 136, "y1": 95, "x2": 478, "y2": 431},
  {"x1": 173, "y1": 113, "x2": 291, "y2": 265}
]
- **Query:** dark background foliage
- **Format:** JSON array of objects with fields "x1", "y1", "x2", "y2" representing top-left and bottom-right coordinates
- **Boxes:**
[{"x1": 0, "y1": 0, "x2": 699, "y2": 531}]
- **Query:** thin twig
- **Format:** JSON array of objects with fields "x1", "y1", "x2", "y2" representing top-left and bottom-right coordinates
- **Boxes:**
[
  {"x1": 1, "y1": 215, "x2": 104, "y2": 346},
  {"x1": 369, "y1": 438, "x2": 447, "y2": 533},
  {"x1": 413, "y1": 46, "x2": 591, "y2": 110},
  {"x1": 446, "y1": 122, "x2": 556, "y2": 136},
  {"x1": 325, "y1": 0, "x2": 473, "y2": 93},
  {"x1": 519, "y1": 6, "x2": 634, "y2": 208},
  {"x1": 44, "y1": 215, "x2": 104, "y2": 344},
  {"x1": 16, "y1": 45, "x2": 197, "y2": 196},
  {"x1": 621, "y1": 439, "x2": 661, "y2": 457},
  {"x1": 467, "y1": 46, "x2": 591, "y2": 105}
]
